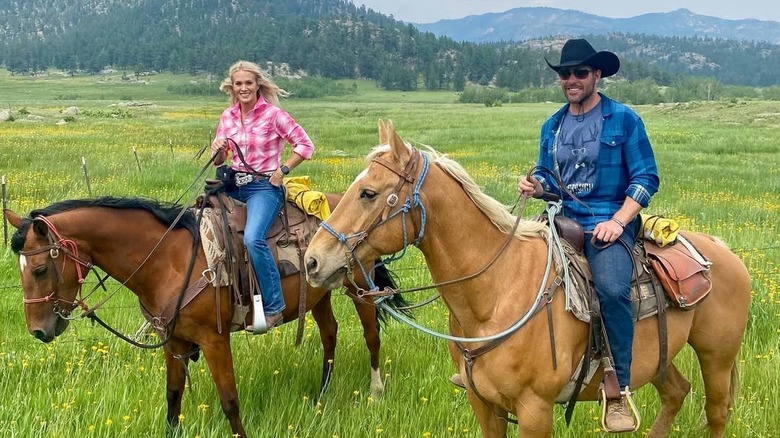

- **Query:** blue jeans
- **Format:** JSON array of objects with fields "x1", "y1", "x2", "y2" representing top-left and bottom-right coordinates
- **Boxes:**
[
  {"x1": 584, "y1": 218, "x2": 639, "y2": 389},
  {"x1": 226, "y1": 179, "x2": 285, "y2": 316}
]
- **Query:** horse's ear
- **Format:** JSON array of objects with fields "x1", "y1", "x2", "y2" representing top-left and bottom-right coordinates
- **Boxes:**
[
  {"x1": 378, "y1": 119, "x2": 389, "y2": 144},
  {"x1": 387, "y1": 122, "x2": 411, "y2": 165},
  {"x1": 3, "y1": 209, "x2": 23, "y2": 229},
  {"x1": 32, "y1": 218, "x2": 48, "y2": 237}
]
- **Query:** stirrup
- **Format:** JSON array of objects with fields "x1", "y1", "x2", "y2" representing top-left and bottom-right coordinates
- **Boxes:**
[
  {"x1": 247, "y1": 293, "x2": 268, "y2": 334},
  {"x1": 600, "y1": 386, "x2": 641, "y2": 433}
]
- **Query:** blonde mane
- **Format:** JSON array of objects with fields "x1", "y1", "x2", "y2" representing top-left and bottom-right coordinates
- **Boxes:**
[{"x1": 367, "y1": 144, "x2": 548, "y2": 240}]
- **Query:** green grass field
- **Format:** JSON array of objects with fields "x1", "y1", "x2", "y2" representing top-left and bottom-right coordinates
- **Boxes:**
[{"x1": 0, "y1": 70, "x2": 778, "y2": 437}]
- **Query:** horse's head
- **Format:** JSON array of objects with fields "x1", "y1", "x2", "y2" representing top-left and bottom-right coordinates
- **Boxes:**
[
  {"x1": 306, "y1": 120, "x2": 425, "y2": 290},
  {"x1": 4, "y1": 209, "x2": 84, "y2": 342}
]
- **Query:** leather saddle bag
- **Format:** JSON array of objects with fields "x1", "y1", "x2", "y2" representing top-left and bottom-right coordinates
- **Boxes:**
[{"x1": 644, "y1": 240, "x2": 712, "y2": 309}]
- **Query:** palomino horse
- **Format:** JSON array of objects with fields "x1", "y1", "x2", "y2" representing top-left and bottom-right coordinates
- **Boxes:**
[
  {"x1": 4, "y1": 195, "x2": 402, "y2": 438},
  {"x1": 304, "y1": 121, "x2": 752, "y2": 437}
]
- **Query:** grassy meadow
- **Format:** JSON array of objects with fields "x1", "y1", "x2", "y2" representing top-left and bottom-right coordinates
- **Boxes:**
[{"x1": 0, "y1": 70, "x2": 778, "y2": 437}]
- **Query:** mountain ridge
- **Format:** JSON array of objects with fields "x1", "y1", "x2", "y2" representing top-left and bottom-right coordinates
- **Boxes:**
[
  {"x1": 1, "y1": 1, "x2": 779, "y2": 89},
  {"x1": 414, "y1": 7, "x2": 780, "y2": 44}
]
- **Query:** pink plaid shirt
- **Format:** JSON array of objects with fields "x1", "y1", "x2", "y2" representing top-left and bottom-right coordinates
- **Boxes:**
[{"x1": 215, "y1": 97, "x2": 315, "y2": 173}]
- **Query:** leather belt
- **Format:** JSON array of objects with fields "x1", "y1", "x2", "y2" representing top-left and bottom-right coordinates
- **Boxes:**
[{"x1": 234, "y1": 172, "x2": 268, "y2": 186}]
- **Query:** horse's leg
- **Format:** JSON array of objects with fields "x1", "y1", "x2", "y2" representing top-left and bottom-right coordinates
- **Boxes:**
[
  {"x1": 163, "y1": 339, "x2": 192, "y2": 433},
  {"x1": 448, "y1": 315, "x2": 464, "y2": 381},
  {"x1": 694, "y1": 353, "x2": 738, "y2": 438},
  {"x1": 689, "y1": 319, "x2": 744, "y2": 436},
  {"x1": 647, "y1": 363, "x2": 691, "y2": 438},
  {"x1": 469, "y1": 386, "x2": 553, "y2": 438},
  {"x1": 310, "y1": 290, "x2": 338, "y2": 397},
  {"x1": 466, "y1": 391, "x2": 508, "y2": 438},
  {"x1": 514, "y1": 394, "x2": 553, "y2": 438},
  {"x1": 199, "y1": 334, "x2": 247, "y2": 438},
  {"x1": 348, "y1": 292, "x2": 385, "y2": 398}
]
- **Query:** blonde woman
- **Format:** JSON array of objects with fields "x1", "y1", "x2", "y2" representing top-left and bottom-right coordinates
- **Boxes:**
[{"x1": 211, "y1": 60, "x2": 315, "y2": 331}]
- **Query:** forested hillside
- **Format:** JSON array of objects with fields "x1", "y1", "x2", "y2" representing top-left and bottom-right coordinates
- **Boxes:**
[{"x1": 1, "y1": 0, "x2": 778, "y2": 89}]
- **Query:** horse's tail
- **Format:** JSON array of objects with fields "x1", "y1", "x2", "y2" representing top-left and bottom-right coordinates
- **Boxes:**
[{"x1": 373, "y1": 261, "x2": 414, "y2": 328}]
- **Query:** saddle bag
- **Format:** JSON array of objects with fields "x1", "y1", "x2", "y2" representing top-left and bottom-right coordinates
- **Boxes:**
[
  {"x1": 216, "y1": 165, "x2": 237, "y2": 191},
  {"x1": 644, "y1": 239, "x2": 712, "y2": 309}
]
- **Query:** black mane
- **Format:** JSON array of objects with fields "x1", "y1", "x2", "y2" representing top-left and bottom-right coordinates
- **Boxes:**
[{"x1": 10, "y1": 196, "x2": 197, "y2": 254}]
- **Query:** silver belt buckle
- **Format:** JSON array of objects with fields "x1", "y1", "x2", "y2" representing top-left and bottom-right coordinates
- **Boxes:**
[{"x1": 235, "y1": 173, "x2": 253, "y2": 186}]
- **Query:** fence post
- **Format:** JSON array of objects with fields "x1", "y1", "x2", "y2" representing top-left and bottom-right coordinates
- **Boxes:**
[
  {"x1": 81, "y1": 157, "x2": 92, "y2": 197},
  {"x1": 195, "y1": 131, "x2": 211, "y2": 160},
  {"x1": 2, "y1": 175, "x2": 7, "y2": 246},
  {"x1": 133, "y1": 147, "x2": 142, "y2": 172}
]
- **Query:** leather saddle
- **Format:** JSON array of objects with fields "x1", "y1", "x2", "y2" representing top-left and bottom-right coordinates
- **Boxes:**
[
  {"x1": 195, "y1": 180, "x2": 320, "y2": 300},
  {"x1": 542, "y1": 214, "x2": 712, "y2": 312}
]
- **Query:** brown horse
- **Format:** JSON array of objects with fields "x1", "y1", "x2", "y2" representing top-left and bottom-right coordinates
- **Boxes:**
[
  {"x1": 4, "y1": 195, "x2": 402, "y2": 438},
  {"x1": 304, "y1": 121, "x2": 752, "y2": 437}
]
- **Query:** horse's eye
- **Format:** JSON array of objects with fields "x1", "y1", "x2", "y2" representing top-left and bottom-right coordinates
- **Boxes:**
[
  {"x1": 32, "y1": 266, "x2": 48, "y2": 278},
  {"x1": 360, "y1": 189, "x2": 378, "y2": 201}
]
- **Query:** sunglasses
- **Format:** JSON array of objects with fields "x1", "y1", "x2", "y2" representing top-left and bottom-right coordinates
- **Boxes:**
[{"x1": 557, "y1": 67, "x2": 593, "y2": 80}]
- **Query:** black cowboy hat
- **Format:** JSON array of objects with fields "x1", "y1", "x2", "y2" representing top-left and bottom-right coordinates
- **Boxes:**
[{"x1": 545, "y1": 39, "x2": 620, "y2": 78}]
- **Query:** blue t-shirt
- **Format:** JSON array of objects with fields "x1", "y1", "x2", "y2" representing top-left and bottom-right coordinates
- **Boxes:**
[{"x1": 556, "y1": 104, "x2": 603, "y2": 196}]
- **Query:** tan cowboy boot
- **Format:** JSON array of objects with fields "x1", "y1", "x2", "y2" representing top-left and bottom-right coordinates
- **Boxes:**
[
  {"x1": 602, "y1": 388, "x2": 640, "y2": 433},
  {"x1": 449, "y1": 373, "x2": 465, "y2": 388}
]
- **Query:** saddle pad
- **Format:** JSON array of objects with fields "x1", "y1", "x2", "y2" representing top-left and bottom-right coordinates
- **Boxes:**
[
  {"x1": 556, "y1": 240, "x2": 664, "y2": 324},
  {"x1": 199, "y1": 209, "x2": 230, "y2": 286}
]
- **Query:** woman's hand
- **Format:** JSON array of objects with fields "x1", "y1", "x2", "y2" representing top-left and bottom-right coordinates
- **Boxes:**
[
  {"x1": 211, "y1": 138, "x2": 227, "y2": 165},
  {"x1": 269, "y1": 168, "x2": 285, "y2": 187},
  {"x1": 211, "y1": 138, "x2": 227, "y2": 154}
]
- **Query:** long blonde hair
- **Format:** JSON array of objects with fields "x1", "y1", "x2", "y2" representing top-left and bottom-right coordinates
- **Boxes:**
[{"x1": 219, "y1": 60, "x2": 288, "y2": 106}]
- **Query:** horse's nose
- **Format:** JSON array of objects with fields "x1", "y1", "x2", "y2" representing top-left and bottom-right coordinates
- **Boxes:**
[
  {"x1": 31, "y1": 329, "x2": 53, "y2": 343},
  {"x1": 305, "y1": 256, "x2": 318, "y2": 274}
]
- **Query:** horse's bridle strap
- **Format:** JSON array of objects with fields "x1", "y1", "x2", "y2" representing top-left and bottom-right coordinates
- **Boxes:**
[
  {"x1": 19, "y1": 216, "x2": 94, "y2": 311},
  {"x1": 368, "y1": 148, "x2": 420, "y2": 226}
]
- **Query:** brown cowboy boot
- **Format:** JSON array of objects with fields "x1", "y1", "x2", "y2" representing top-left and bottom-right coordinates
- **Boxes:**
[
  {"x1": 265, "y1": 312, "x2": 284, "y2": 330},
  {"x1": 245, "y1": 312, "x2": 284, "y2": 334}
]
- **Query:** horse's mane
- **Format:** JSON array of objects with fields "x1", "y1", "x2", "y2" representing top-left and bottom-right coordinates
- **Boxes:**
[
  {"x1": 367, "y1": 144, "x2": 548, "y2": 240},
  {"x1": 10, "y1": 197, "x2": 197, "y2": 254}
]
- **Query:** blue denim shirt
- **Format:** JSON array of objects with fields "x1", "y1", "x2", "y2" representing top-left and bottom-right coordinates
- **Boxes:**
[{"x1": 534, "y1": 93, "x2": 659, "y2": 231}]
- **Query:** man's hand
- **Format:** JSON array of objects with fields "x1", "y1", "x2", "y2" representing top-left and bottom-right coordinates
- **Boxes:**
[
  {"x1": 591, "y1": 219, "x2": 624, "y2": 244},
  {"x1": 518, "y1": 175, "x2": 543, "y2": 198}
]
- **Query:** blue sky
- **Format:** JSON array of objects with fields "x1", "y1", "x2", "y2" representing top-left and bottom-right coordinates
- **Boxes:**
[{"x1": 350, "y1": 0, "x2": 779, "y2": 24}]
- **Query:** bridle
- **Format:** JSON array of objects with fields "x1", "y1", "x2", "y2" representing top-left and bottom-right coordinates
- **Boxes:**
[
  {"x1": 13, "y1": 148, "x2": 224, "y2": 349},
  {"x1": 318, "y1": 147, "x2": 568, "y2": 344},
  {"x1": 18, "y1": 216, "x2": 108, "y2": 318},
  {"x1": 319, "y1": 146, "x2": 429, "y2": 291}
]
